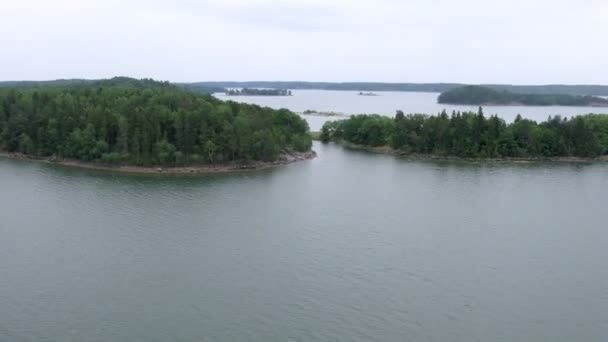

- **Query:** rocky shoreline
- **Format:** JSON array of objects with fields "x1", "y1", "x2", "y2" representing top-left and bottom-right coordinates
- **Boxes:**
[{"x1": 0, "y1": 150, "x2": 316, "y2": 174}]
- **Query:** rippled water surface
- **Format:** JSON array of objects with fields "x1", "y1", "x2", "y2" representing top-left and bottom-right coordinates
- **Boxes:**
[{"x1": 1, "y1": 142, "x2": 608, "y2": 341}]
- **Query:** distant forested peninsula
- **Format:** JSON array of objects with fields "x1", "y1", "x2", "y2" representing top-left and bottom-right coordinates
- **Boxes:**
[
  {"x1": 187, "y1": 82, "x2": 608, "y2": 96},
  {"x1": 0, "y1": 77, "x2": 225, "y2": 95},
  {"x1": 4, "y1": 80, "x2": 608, "y2": 96},
  {"x1": 0, "y1": 78, "x2": 312, "y2": 171},
  {"x1": 320, "y1": 109, "x2": 608, "y2": 159},
  {"x1": 438, "y1": 86, "x2": 608, "y2": 107},
  {"x1": 225, "y1": 88, "x2": 292, "y2": 96}
]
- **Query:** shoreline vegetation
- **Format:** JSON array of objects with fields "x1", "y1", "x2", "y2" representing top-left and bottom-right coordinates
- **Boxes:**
[
  {"x1": 0, "y1": 77, "x2": 313, "y2": 174},
  {"x1": 331, "y1": 140, "x2": 608, "y2": 163},
  {"x1": 320, "y1": 108, "x2": 608, "y2": 161},
  {"x1": 224, "y1": 88, "x2": 292, "y2": 96},
  {"x1": 0, "y1": 150, "x2": 316, "y2": 174},
  {"x1": 438, "y1": 85, "x2": 608, "y2": 107}
]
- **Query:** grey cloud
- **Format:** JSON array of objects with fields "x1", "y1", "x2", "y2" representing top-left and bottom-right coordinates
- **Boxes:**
[{"x1": 171, "y1": 0, "x2": 345, "y2": 32}]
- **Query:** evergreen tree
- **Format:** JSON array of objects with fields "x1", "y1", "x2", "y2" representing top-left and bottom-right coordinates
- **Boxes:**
[{"x1": 0, "y1": 78, "x2": 311, "y2": 165}]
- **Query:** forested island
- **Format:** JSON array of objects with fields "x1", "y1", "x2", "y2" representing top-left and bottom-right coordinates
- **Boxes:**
[
  {"x1": 438, "y1": 86, "x2": 608, "y2": 106},
  {"x1": 225, "y1": 88, "x2": 292, "y2": 96},
  {"x1": 0, "y1": 78, "x2": 313, "y2": 172},
  {"x1": 320, "y1": 108, "x2": 608, "y2": 159},
  {"x1": 301, "y1": 110, "x2": 348, "y2": 117}
]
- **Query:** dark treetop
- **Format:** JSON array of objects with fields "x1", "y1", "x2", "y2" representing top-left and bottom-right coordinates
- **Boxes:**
[
  {"x1": 321, "y1": 108, "x2": 608, "y2": 158},
  {"x1": 438, "y1": 86, "x2": 608, "y2": 106},
  {"x1": 0, "y1": 78, "x2": 312, "y2": 166}
]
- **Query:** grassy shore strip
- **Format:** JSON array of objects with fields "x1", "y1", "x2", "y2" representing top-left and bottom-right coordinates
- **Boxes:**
[
  {"x1": 333, "y1": 140, "x2": 608, "y2": 163},
  {"x1": 0, "y1": 150, "x2": 316, "y2": 174}
]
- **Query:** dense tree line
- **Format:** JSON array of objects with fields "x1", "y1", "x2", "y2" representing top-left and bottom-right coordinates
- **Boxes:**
[
  {"x1": 0, "y1": 79, "x2": 311, "y2": 166},
  {"x1": 225, "y1": 88, "x2": 292, "y2": 96},
  {"x1": 0, "y1": 77, "x2": 170, "y2": 90},
  {"x1": 321, "y1": 108, "x2": 608, "y2": 158},
  {"x1": 438, "y1": 86, "x2": 608, "y2": 106},
  {"x1": 0, "y1": 77, "x2": 223, "y2": 94}
]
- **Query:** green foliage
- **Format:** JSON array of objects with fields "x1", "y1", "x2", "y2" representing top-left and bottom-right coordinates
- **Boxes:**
[
  {"x1": 0, "y1": 81, "x2": 311, "y2": 165},
  {"x1": 156, "y1": 139, "x2": 176, "y2": 166},
  {"x1": 328, "y1": 115, "x2": 393, "y2": 147},
  {"x1": 101, "y1": 152, "x2": 130, "y2": 164},
  {"x1": 322, "y1": 110, "x2": 608, "y2": 158},
  {"x1": 438, "y1": 86, "x2": 608, "y2": 106},
  {"x1": 18, "y1": 133, "x2": 35, "y2": 155}
]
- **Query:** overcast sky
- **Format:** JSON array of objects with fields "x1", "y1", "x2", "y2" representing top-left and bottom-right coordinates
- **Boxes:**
[{"x1": 2, "y1": 0, "x2": 607, "y2": 84}]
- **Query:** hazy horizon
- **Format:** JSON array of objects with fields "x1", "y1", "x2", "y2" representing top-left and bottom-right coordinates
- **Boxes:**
[{"x1": 2, "y1": 0, "x2": 607, "y2": 84}]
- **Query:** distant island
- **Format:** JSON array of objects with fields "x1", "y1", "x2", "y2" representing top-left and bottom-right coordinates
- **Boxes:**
[
  {"x1": 438, "y1": 85, "x2": 608, "y2": 107},
  {"x1": 301, "y1": 110, "x2": 349, "y2": 117},
  {"x1": 225, "y1": 88, "x2": 292, "y2": 96},
  {"x1": 358, "y1": 92, "x2": 379, "y2": 96},
  {"x1": 0, "y1": 78, "x2": 313, "y2": 173},
  {"x1": 320, "y1": 108, "x2": 608, "y2": 160},
  {"x1": 185, "y1": 81, "x2": 608, "y2": 96}
]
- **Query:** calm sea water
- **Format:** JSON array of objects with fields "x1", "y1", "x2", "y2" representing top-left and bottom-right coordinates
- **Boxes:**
[
  {"x1": 215, "y1": 90, "x2": 608, "y2": 131},
  {"x1": 1, "y1": 142, "x2": 607, "y2": 341}
]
